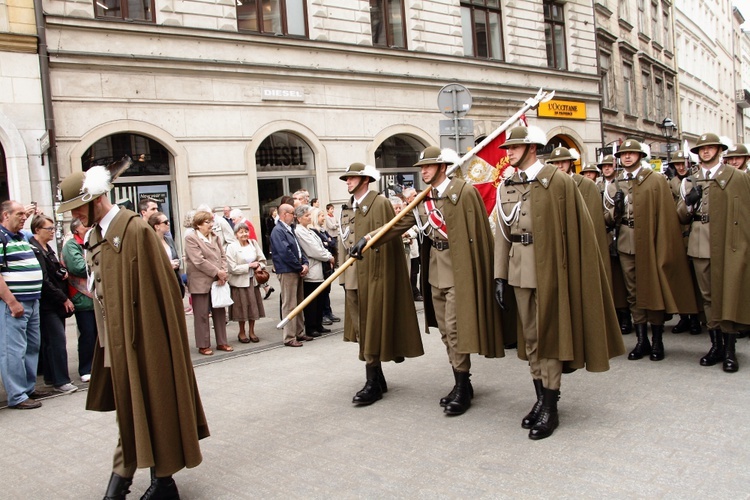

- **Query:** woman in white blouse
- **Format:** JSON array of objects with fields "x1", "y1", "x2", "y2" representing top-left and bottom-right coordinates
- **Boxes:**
[
  {"x1": 294, "y1": 204, "x2": 334, "y2": 337},
  {"x1": 226, "y1": 223, "x2": 267, "y2": 343}
]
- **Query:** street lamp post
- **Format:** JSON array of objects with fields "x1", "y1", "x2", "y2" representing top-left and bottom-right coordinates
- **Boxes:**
[{"x1": 660, "y1": 117, "x2": 677, "y2": 165}]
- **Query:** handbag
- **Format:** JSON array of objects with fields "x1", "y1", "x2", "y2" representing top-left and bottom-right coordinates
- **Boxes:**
[
  {"x1": 254, "y1": 267, "x2": 270, "y2": 285},
  {"x1": 210, "y1": 282, "x2": 234, "y2": 308}
]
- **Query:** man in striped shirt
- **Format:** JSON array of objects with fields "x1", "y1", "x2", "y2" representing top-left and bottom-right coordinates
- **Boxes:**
[{"x1": 0, "y1": 200, "x2": 44, "y2": 409}]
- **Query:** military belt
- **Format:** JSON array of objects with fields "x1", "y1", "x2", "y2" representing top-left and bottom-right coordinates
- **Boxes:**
[
  {"x1": 692, "y1": 213, "x2": 709, "y2": 223},
  {"x1": 510, "y1": 233, "x2": 534, "y2": 245},
  {"x1": 620, "y1": 218, "x2": 635, "y2": 228},
  {"x1": 431, "y1": 239, "x2": 450, "y2": 251}
]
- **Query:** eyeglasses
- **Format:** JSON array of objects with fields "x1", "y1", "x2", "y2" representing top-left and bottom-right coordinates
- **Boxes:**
[
  {"x1": 159, "y1": 220, "x2": 170, "y2": 225},
  {"x1": 41, "y1": 227, "x2": 55, "y2": 232}
]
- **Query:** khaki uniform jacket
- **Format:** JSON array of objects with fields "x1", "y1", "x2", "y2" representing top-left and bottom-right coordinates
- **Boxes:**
[
  {"x1": 391, "y1": 178, "x2": 507, "y2": 357},
  {"x1": 339, "y1": 191, "x2": 423, "y2": 362},
  {"x1": 677, "y1": 165, "x2": 750, "y2": 324},
  {"x1": 604, "y1": 169, "x2": 698, "y2": 314},
  {"x1": 85, "y1": 209, "x2": 209, "y2": 475},
  {"x1": 495, "y1": 165, "x2": 624, "y2": 371}
]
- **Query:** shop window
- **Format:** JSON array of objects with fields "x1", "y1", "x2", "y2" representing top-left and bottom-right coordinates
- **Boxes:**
[
  {"x1": 237, "y1": 0, "x2": 308, "y2": 37},
  {"x1": 544, "y1": 0, "x2": 567, "y2": 70},
  {"x1": 94, "y1": 0, "x2": 155, "y2": 22},
  {"x1": 461, "y1": 0, "x2": 504, "y2": 61},
  {"x1": 370, "y1": 0, "x2": 407, "y2": 48}
]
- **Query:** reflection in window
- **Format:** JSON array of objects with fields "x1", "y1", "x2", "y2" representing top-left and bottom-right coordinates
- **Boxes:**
[
  {"x1": 82, "y1": 133, "x2": 170, "y2": 177},
  {"x1": 256, "y1": 132, "x2": 315, "y2": 172},
  {"x1": 370, "y1": 0, "x2": 407, "y2": 49},
  {"x1": 544, "y1": 0, "x2": 567, "y2": 70},
  {"x1": 461, "y1": 1, "x2": 503, "y2": 61},
  {"x1": 94, "y1": 0, "x2": 154, "y2": 21},
  {"x1": 237, "y1": 0, "x2": 307, "y2": 37}
]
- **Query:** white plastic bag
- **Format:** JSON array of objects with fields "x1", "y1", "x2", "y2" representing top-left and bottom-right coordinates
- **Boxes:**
[{"x1": 210, "y1": 282, "x2": 233, "y2": 308}]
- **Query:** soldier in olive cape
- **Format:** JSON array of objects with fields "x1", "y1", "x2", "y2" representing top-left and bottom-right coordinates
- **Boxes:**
[
  {"x1": 57, "y1": 163, "x2": 208, "y2": 500},
  {"x1": 676, "y1": 133, "x2": 750, "y2": 372},
  {"x1": 339, "y1": 163, "x2": 424, "y2": 406},
  {"x1": 603, "y1": 138, "x2": 697, "y2": 362},
  {"x1": 354, "y1": 146, "x2": 505, "y2": 416},
  {"x1": 494, "y1": 126, "x2": 624, "y2": 440}
]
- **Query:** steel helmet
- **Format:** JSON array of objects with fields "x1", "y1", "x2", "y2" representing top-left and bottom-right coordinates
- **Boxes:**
[
  {"x1": 597, "y1": 154, "x2": 616, "y2": 167},
  {"x1": 723, "y1": 143, "x2": 749, "y2": 158},
  {"x1": 499, "y1": 126, "x2": 547, "y2": 148},
  {"x1": 547, "y1": 146, "x2": 580, "y2": 163},
  {"x1": 339, "y1": 162, "x2": 380, "y2": 183},
  {"x1": 614, "y1": 139, "x2": 644, "y2": 158},
  {"x1": 690, "y1": 133, "x2": 728, "y2": 154}
]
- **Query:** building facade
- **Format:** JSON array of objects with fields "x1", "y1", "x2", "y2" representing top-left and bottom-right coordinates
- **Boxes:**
[{"x1": 34, "y1": 0, "x2": 602, "y2": 248}]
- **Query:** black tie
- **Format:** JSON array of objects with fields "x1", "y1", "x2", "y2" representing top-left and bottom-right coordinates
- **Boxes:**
[
  {"x1": 431, "y1": 188, "x2": 439, "y2": 200},
  {"x1": 520, "y1": 172, "x2": 528, "y2": 183}
]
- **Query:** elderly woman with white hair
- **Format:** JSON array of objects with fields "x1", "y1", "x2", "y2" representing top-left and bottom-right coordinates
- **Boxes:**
[{"x1": 294, "y1": 204, "x2": 334, "y2": 337}]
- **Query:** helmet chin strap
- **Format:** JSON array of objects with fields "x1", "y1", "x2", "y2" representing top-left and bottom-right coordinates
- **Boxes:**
[
  {"x1": 516, "y1": 144, "x2": 532, "y2": 169},
  {"x1": 703, "y1": 149, "x2": 719, "y2": 166},
  {"x1": 87, "y1": 201, "x2": 96, "y2": 227}
]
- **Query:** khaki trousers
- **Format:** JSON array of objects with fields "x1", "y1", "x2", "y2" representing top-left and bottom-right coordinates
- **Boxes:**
[
  {"x1": 112, "y1": 436, "x2": 137, "y2": 478},
  {"x1": 619, "y1": 253, "x2": 665, "y2": 325},
  {"x1": 431, "y1": 285, "x2": 470, "y2": 372},
  {"x1": 514, "y1": 287, "x2": 562, "y2": 390},
  {"x1": 692, "y1": 257, "x2": 746, "y2": 332},
  {"x1": 345, "y1": 289, "x2": 379, "y2": 365},
  {"x1": 279, "y1": 273, "x2": 304, "y2": 342}
]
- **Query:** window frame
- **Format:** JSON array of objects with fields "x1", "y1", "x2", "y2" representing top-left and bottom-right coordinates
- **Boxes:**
[
  {"x1": 641, "y1": 69, "x2": 652, "y2": 121},
  {"x1": 236, "y1": 0, "x2": 309, "y2": 38},
  {"x1": 544, "y1": 0, "x2": 567, "y2": 70},
  {"x1": 460, "y1": 0, "x2": 505, "y2": 61},
  {"x1": 623, "y1": 61, "x2": 635, "y2": 115},
  {"x1": 600, "y1": 50, "x2": 617, "y2": 111},
  {"x1": 370, "y1": 0, "x2": 408, "y2": 49},
  {"x1": 94, "y1": 0, "x2": 156, "y2": 23}
]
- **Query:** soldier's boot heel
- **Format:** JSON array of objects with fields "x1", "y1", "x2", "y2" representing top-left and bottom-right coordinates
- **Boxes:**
[
  {"x1": 444, "y1": 371, "x2": 472, "y2": 416},
  {"x1": 352, "y1": 365, "x2": 383, "y2": 406},
  {"x1": 671, "y1": 315, "x2": 690, "y2": 334}
]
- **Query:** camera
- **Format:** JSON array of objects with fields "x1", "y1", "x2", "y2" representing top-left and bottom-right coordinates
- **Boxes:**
[{"x1": 55, "y1": 266, "x2": 68, "y2": 280}]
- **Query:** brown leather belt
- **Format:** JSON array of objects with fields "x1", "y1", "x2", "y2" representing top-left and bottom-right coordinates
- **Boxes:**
[
  {"x1": 620, "y1": 218, "x2": 635, "y2": 228},
  {"x1": 431, "y1": 239, "x2": 449, "y2": 251},
  {"x1": 692, "y1": 213, "x2": 709, "y2": 223},
  {"x1": 510, "y1": 233, "x2": 534, "y2": 245}
]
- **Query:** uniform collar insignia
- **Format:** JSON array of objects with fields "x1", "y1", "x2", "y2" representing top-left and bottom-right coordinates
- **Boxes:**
[
  {"x1": 719, "y1": 180, "x2": 726, "y2": 188},
  {"x1": 541, "y1": 178, "x2": 549, "y2": 187},
  {"x1": 637, "y1": 175, "x2": 644, "y2": 182},
  {"x1": 450, "y1": 193, "x2": 458, "y2": 203},
  {"x1": 361, "y1": 205, "x2": 368, "y2": 214},
  {"x1": 112, "y1": 236, "x2": 121, "y2": 249}
]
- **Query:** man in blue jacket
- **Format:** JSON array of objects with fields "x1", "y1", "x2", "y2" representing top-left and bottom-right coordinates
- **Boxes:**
[{"x1": 270, "y1": 203, "x2": 312, "y2": 347}]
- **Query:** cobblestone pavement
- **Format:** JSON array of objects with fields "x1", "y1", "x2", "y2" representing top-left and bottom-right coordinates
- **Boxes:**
[{"x1": 1, "y1": 281, "x2": 748, "y2": 498}]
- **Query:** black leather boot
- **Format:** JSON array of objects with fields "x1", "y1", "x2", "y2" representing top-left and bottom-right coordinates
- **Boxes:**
[
  {"x1": 103, "y1": 472, "x2": 132, "y2": 500},
  {"x1": 619, "y1": 309, "x2": 633, "y2": 335},
  {"x1": 439, "y1": 368, "x2": 474, "y2": 407},
  {"x1": 375, "y1": 365, "x2": 387, "y2": 393},
  {"x1": 444, "y1": 371, "x2": 472, "y2": 415},
  {"x1": 529, "y1": 387, "x2": 560, "y2": 440},
  {"x1": 689, "y1": 315, "x2": 702, "y2": 335},
  {"x1": 521, "y1": 379, "x2": 544, "y2": 429},
  {"x1": 650, "y1": 324, "x2": 665, "y2": 361},
  {"x1": 700, "y1": 329, "x2": 724, "y2": 366},
  {"x1": 671, "y1": 315, "x2": 690, "y2": 333},
  {"x1": 628, "y1": 323, "x2": 652, "y2": 360},
  {"x1": 140, "y1": 468, "x2": 179, "y2": 500},
  {"x1": 352, "y1": 365, "x2": 382, "y2": 405},
  {"x1": 723, "y1": 333, "x2": 739, "y2": 373}
]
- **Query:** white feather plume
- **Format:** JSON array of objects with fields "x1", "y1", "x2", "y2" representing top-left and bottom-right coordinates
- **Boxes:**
[
  {"x1": 720, "y1": 136, "x2": 734, "y2": 150},
  {"x1": 81, "y1": 166, "x2": 112, "y2": 198},
  {"x1": 439, "y1": 148, "x2": 462, "y2": 166},
  {"x1": 568, "y1": 148, "x2": 581, "y2": 161}
]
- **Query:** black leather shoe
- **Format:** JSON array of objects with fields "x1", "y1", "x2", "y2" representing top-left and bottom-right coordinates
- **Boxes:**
[
  {"x1": 439, "y1": 369, "x2": 473, "y2": 407},
  {"x1": 444, "y1": 371, "x2": 472, "y2": 416},
  {"x1": 628, "y1": 323, "x2": 652, "y2": 360},
  {"x1": 723, "y1": 333, "x2": 739, "y2": 373},
  {"x1": 529, "y1": 388, "x2": 560, "y2": 440},
  {"x1": 522, "y1": 379, "x2": 544, "y2": 429},
  {"x1": 352, "y1": 365, "x2": 383, "y2": 406},
  {"x1": 306, "y1": 330, "x2": 322, "y2": 338},
  {"x1": 315, "y1": 327, "x2": 332, "y2": 333},
  {"x1": 141, "y1": 468, "x2": 179, "y2": 500},
  {"x1": 700, "y1": 329, "x2": 724, "y2": 366},
  {"x1": 689, "y1": 315, "x2": 702, "y2": 335},
  {"x1": 263, "y1": 287, "x2": 275, "y2": 300},
  {"x1": 671, "y1": 315, "x2": 690, "y2": 333},
  {"x1": 321, "y1": 317, "x2": 333, "y2": 325},
  {"x1": 619, "y1": 309, "x2": 633, "y2": 335},
  {"x1": 650, "y1": 324, "x2": 665, "y2": 361},
  {"x1": 103, "y1": 472, "x2": 132, "y2": 500},
  {"x1": 327, "y1": 313, "x2": 341, "y2": 322}
]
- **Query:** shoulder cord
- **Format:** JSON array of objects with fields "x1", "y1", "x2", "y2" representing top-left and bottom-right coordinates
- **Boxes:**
[{"x1": 494, "y1": 180, "x2": 521, "y2": 243}]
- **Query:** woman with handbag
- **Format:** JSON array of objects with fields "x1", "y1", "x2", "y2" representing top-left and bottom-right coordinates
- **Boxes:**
[
  {"x1": 185, "y1": 210, "x2": 232, "y2": 355},
  {"x1": 148, "y1": 211, "x2": 185, "y2": 298},
  {"x1": 226, "y1": 223, "x2": 267, "y2": 343},
  {"x1": 29, "y1": 214, "x2": 77, "y2": 393},
  {"x1": 294, "y1": 205, "x2": 334, "y2": 337},
  {"x1": 310, "y1": 207, "x2": 340, "y2": 325}
]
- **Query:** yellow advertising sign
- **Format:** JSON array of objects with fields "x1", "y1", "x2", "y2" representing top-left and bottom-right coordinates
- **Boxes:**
[
  {"x1": 538, "y1": 100, "x2": 587, "y2": 120},
  {"x1": 649, "y1": 158, "x2": 663, "y2": 172}
]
